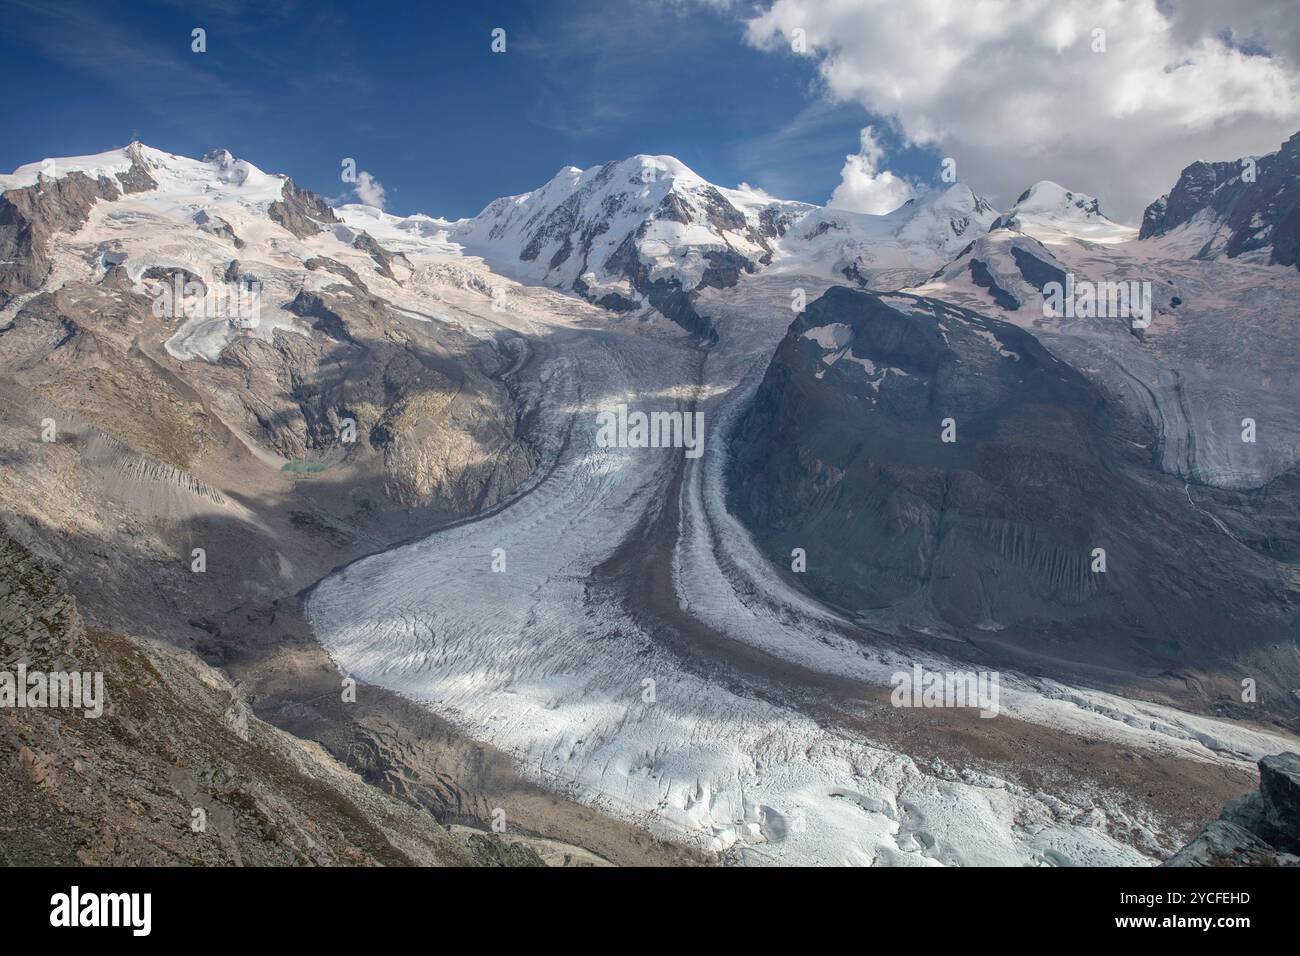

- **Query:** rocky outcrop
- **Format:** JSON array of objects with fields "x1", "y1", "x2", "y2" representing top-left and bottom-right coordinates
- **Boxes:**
[
  {"x1": 352, "y1": 232, "x2": 410, "y2": 282},
  {"x1": 601, "y1": 232, "x2": 721, "y2": 342},
  {"x1": 194, "y1": 209, "x2": 242, "y2": 248},
  {"x1": 115, "y1": 143, "x2": 159, "y2": 195},
  {"x1": 728, "y1": 287, "x2": 1300, "y2": 705},
  {"x1": 305, "y1": 256, "x2": 371, "y2": 294},
  {"x1": 1140, "y1": 131, "x2": 1300, "y2": 268},
  {"x1": 1166, "y1": 754, "x2": 1300, "y2": 865},
  {"x1": 0, "y1": 524, "x2": 85, "y2": 670},
  {"x1": 0, "y1": 143, "x2": 159, "y2": 310},
  {"x1": 0, "y1": 173, "x2": 121, "y2": 308},
  {"x1": 140, "y1": 264, "x2": 206, "y2": 293},
  {"x1": 267, "y1": 177, "x2": 339, "y2": 239},
  {"x1": 463, "y1": 832, "x2": 546, "y2": 867},
  {"x1": 223, "y1": 286, "x2": 538, "y2": 510}
]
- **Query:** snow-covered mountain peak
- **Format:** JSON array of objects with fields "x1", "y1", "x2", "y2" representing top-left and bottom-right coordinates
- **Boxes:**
[
  {"x1": 192, "y1": 146, "x2": 266, "y2": 189},
  {"x1": 442, "y1": 152, "x2": 1008, "y2": 319},
  {"x1": 201, "y1": 147, "x2": 236, "y2": 166},
  {"x1": 613, "y1": 153, "x2": 705, "y2": 186},
  {"x1": 1013, "y1": 180, "x2": 1101, "y2": 216},
  {"x1": 445, "y1": 153, "x2": 816, "y2": 336},
  {"x1": 775, "y1": 182, "x2": 1000, "y2": 287},
  {"x1": 996, "y1": 180, "x2": 1134, "y2": 244},
  {"x1": 891, "y1": 182, "x2": 998, "y2": 244},
  {"x1": 0, "y1": 141, "x2": 292, "y2": 210},
  {"x1": 912, "y1": 182, "x2": 993, "y2": 215},
  {"x1": 0, "y1": 144, "x2": 137, "y2": 191}
]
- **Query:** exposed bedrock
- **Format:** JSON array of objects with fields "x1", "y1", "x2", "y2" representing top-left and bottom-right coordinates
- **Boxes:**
[
  {"x1": 1167, "y1": 753, "x2": 1300, "y2": 865},
  {"x1": 0, "y1": 144, "x2": 158, "y2": 310},
  {"x1": 266, "y1": 176, "x2": 339, "y2": 239},
  {"x1": 728, "y1": 287, "x2": 1300, "y2": 713},
  {"x1": 0, "y1": 173, "x2": 121, "y2": 309},
  {"x1": 1141, "y1": 131, "x2": 1300, "y2": 267}
]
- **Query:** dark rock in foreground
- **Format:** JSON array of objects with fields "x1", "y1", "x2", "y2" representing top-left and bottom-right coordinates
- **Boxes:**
[{"x1": 1166, "y1": 753, "x2": 1300, "y2": 866}]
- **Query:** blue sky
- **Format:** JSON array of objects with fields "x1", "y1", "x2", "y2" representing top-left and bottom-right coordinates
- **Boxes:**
[{"x1": 0, "y1": 0, "x2": 933, "y2": 218}]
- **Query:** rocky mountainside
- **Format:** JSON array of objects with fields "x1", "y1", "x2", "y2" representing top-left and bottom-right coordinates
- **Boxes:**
[
  {"x1": 0, "y1": 526, "x2": 485, "y2": 865},
  {"x1": 0, "y1": 143, "x2": 158, "y2": 309},
  {"x1": 728, "y1": 286, "x2": 1300, "y2": 716},
  {"x1": 919, "y1": 162, "x2": 1300, "y2": 491},
  {"x1": 0, "y1": 143, "x2": 535, "y2": 639},
  {"x1": 922, "y1": 179, "x2": 1136, "y2": 318},
  {"x1": 0, "y1": 143, "x2": 692, "y2": 866},
  {"x1": 1139, "y1": 131, "x2": 1300, "y2": 267},
  {"x1": 4, "y1": 135, "x2": 1299, "y2": 867}
]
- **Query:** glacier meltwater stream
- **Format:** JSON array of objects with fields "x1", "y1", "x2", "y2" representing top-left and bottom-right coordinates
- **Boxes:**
[{"x1": 306, "y1": 282, "x2": 1294, "y2": 866}]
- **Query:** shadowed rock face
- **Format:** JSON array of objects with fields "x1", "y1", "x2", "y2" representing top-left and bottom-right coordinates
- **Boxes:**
[
  {"x1": 1140, "y1": 131, "x2": 1300, "y2": 268},
  {"x1": 269, "y1": 286, "x2": 535, "y2": 509},
  {"x1": 580, "y1": 182, "x2": 769, "y2": 342},
  {"x1": 1167, "y1": 753, "x2": 1300, "y2": 866},
  {"x1": 3, "y1": 275, "x2": 535, "y2": 517},
  {"x1": 727, "y1": 287, "x2": 1300, "y2": 709},
  {"x1": 599, "y1": 232, "x2": 723, "y2": 343},
  {"x1": 0, "y1": 268, "x2": 570, "y2": 865},
  {"x1": 305, "y1": 256, "x2": 371, "y2": 294}
]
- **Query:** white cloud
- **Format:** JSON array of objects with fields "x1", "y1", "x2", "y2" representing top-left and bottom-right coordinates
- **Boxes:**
[
  {"x1": 734, "y1": 180, "x2": 780, "y2": 201},
  {"x1": 742, "y1": 0, "x2": 1300, "y2": 221},
  {"x1": 827, "y1": 126, "x2": 916, "y2": 214},
  {"x1": 353, "y1": 170, "x2": 387, "y2": 209}
]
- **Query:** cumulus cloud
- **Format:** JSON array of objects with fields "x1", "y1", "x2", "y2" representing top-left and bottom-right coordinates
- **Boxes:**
[
  {"x1": 827, "y1": 126, "x2": 916, "y2": 214},
  {"x1": 734, "y1": 180, "x2": 778, "y2": 200},
  {"x1": 742, "y1": 0, "x2": 1300, "y2": 221},
  {"x1": 353, "y1": 170, "x2": 387, "y2": 209}
]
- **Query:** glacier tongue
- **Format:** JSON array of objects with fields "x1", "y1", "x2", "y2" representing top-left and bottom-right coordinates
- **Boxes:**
[{"x1": 306, "y1": 273, "x2": 1294, "y2": 866}]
